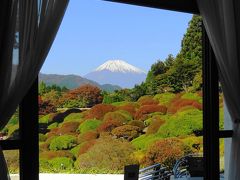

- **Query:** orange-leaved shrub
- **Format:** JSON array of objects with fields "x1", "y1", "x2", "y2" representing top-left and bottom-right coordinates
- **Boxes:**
[
  {"x1": 78, "y1": 140, "x2": 96, "y2": 156},
  {"x1": 85, "y1": 104, "x2": 116, "y2": 120},
  {"x1": 117, "y1": 104, "x2": 138, "y2": 117},
  {"x1": 40, "y1": 150, "x2": 74, "y2": 160},
  {"x1": 97, "y1": 118, "x2": 123, "y2": 132},
  {"x1": 135, "y1": 105, "x2": 167, "y2": 120},
  {"x1": 168, "y1": 99, "x2": 202, "y2": 114},
  {"x1": 77, "y1": 130, "x2": 99, "y2": 144},
  {"x1": 137, "y1": 96, "x2": 158, "y2": 106},
  {"x1": 142, "y1": 138, "x2": 187, "y2": 169},
  {"x1": 111, "y1": 125, "x2": 141, "y2": 141},
  {"x1": 56, "y1": 122, "x2": 80, "y2": 135}
]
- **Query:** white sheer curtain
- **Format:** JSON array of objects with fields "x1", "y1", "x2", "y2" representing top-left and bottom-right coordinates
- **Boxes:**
[
  {"x1": 0, "y1": 0, "x2": 69, "y2": 179},
  {"x1": 197, "y1": 0, "x2": 240, "y2": 179}
]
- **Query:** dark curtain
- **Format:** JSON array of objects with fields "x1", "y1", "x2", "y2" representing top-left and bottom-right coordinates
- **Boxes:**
[
  {"x1": 0, "y1": 0, "x2": 69, "y2": 179},
  {"x1": 197, "y1": 0, "x2": 240, "y2": 179}
]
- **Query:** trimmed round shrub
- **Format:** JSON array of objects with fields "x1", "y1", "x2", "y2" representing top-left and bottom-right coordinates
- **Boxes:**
[
  {"x1": 49, "y1": 135, "x2": 77, "y2": 151},
  {"x1": 137, "y1": 96, "x2": 158, "y2": 106},
  {"x1": 85, "y1": 104, "x2": 116, "y2": 120},
  {"x1": 128, "y1": 120, "x2": 145, "y2": 131},
  {"x1": 131, "y1": 134, "x2": 162, "y2": 150},
  {"x1": 146, "y1": 116, "x2": 165, "y2": 135},
  {"x1": 77, "y1": 130, "x2": 99, "y2": 144},
  {"x1": 135, "y1": 105, "x2": 167, "y2": 120},
  {"x1": 181, "y1": 93, "x2": 202, "y2": 103},
  {"x1": 49, "y1": 157, "x2": 74, "y2": 170},
  {"x1": 75, "y1": 137, "x2": 136, "y2": 171},
  {"x1": 158, "y1": 109, "x2": 202, "y2": 138},
  {"x1": 77, "y1": 119, "x2": 102, "y2": 133},
  {"x1": 78, "y1": 140, "x2": 96, "y2": 156},
  {"x1": 64, "y1": 113, "x2": 85, "y2": 122},
  {"x1": 153, "y1": 93, "x2": 176, "y2": 106},
  {"x1": 57, "y1": 122, "x2": 80, "y2": 135},
  {"x1": 181, "y1": 136, "x2": 203, "y2": 153},
  {"x1": 40, "y1": 150, "x2": 74, "y2": 160},
  {"x1": 103, "y1": 111, "x2": 132, "y2": 124},
  {"x1": 142, "y1": 138, "x2": 186, "y2": 169},
  {"x1": 97, "y1": 119, "x2": 124, "y2": 132},
  {"x1": 47, "y1": 122, "x2": 59, "y2": 130},
  {"x1": 117, "y1": 104, "x2": 138, "y2": 117},
  {"x1": 168, "y1": 99, "x2": 202, "y2": 114},
  {"x1": 112, "y1": 125, "x2": 141, "y2": 141}
]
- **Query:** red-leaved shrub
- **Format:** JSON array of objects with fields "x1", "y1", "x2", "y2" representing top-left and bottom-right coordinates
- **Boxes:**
[
  {"x1": 57, "y1": 122, "x2": 80, "y2": 135},
  {"x1": 135, "y1": 105, "x2": 167, "y2": 120},
  {"x1": 40, "y1": 150, "x2": 74, "y2": 160},
  {"x1": 85, "y1": 104, "x2": 116, "y2": 120},
  {"x1": 78, "y1": 140, "x2": 96, "y2": 156},
  {"x1": 112, "y1": 125, "x2": 141, "y2": 141},
  {"x1": 97, "y1": 119, "x2": 123, "y2": 132},
  {"x1": 142, "y1": 138, "x2": 186, "y2": 168},
  {"x1": 137, "y1": 96, "x2": 158, "y2": 106},
  {"x1": 77, "y1": 131, "x2": 99, "y2": 144},
  {"x1": 117, "y1": 104, "x2": 137, "y2": 117},
  {"x1": 168, "y1": 99, "x2": 202, "y2": 114}
]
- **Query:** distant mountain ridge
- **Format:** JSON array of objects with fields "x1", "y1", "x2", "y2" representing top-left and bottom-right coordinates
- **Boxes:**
[
  {"x1": 39, "y1": 73, "x2": 121, "y2": 92},
  {"x1": 84, "y1": 60, "x2": 147, "y2": 88}
]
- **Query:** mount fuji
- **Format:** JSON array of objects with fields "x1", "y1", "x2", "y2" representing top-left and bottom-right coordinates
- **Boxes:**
[{"x1": 84, "y1": 60, "x2": 147, "y2": 88}]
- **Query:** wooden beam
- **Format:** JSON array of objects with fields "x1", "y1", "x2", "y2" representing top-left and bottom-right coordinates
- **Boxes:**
[
  {"x1": 202, "y1": 25, "x2": 220, "y2": 180},
  {"x1": 0, "y1": 140, "x2": 20, "y2": 150},
  {"x1": 19, "y1": 77, "x2": 39, "y2": 180},
  {"x1": 104, "y1": 0, "x2": 199, "y2": 14}
]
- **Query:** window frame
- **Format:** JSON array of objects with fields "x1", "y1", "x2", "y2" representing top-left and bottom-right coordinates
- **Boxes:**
[{"x1": 0, "y1": 1, "x2": 234, "y2": 179}]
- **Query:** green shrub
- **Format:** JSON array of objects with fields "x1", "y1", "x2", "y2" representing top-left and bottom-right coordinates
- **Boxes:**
[
  {"x1": 219, "y1": 107, "x2": 224, "y2": 130},
  {"x1": 64, "y1": 113, "x2": 84, "y2": 122},
  {"x1": 158, "y1": 109, "x2": 202, "y2": 137},
  {"x1": 77, "y1": 119, "x2": 102, "y2": 133},
  {"x1": 48, "y1": 122, "x2": 58, "y2": 130},
  {"x1": 39, "y1": 114, "x2": 52, "y2": 124},
  {"x1": 3, "y1": 150, "x2": 19, "y2": 173},
  {"x1": 75, "y1": 137, "x2": 136, "y2": 171},
  {"x1": 153, "y1": 93, "x2": 175, "y2": 105},
  {"x1": 39, "y1": 133, "x2": 47, "y2": 142},
  {"x1": 111, "y1": 101, "x2": 129, "y2": 106},
  {"x1": 70, "y1": 144, "x2": 83, "y2": 158},
  {"x1": 49, "y1": 157, "x2": 74, "y2": 170},
  {"x1": 49, "y1": 135, "x2": 77, "y2": 150},
  {"x1": 181, "y1": 93, "x2": 202, "y2": 103},
  {"x1": 131, "y1": 134, "x2": 162, "y2": 150},
  {"x1": 7, "y1": 124, "x2": 19, "y2": 136}
]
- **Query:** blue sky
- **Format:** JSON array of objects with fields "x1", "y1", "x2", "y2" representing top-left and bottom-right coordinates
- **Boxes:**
[{"x1": 41, "y1": 0, "x2": 192, "y2": 76}]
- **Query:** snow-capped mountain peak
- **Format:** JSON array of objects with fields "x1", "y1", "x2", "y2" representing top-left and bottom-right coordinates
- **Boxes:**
[{"x1": 95, "y1": 60, "x2": 146, "y2": 74}]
